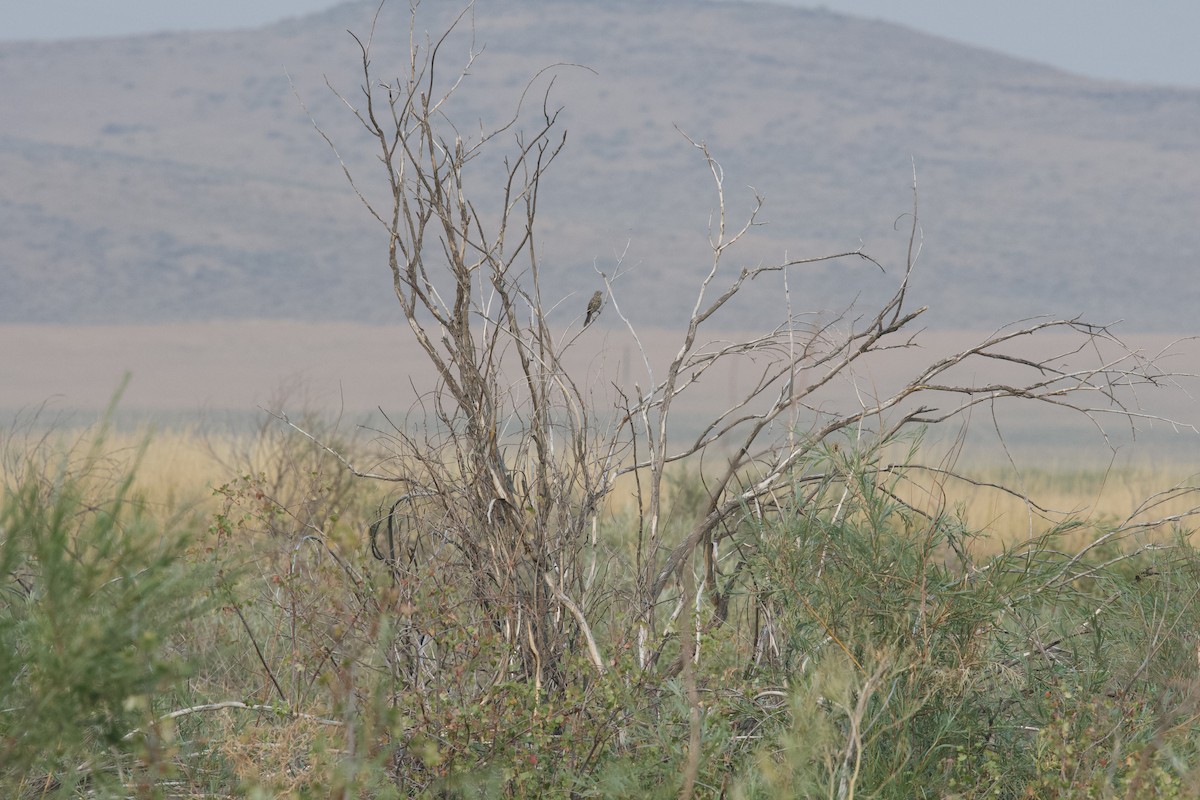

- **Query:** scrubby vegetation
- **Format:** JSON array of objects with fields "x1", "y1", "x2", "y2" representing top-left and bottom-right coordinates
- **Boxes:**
[
  {"x1": 5, "y1": 3, "x2": 1200, "y2": 797},
  {"x1": 3, "y1": 419, "x2": 1199, "y2": 798}
]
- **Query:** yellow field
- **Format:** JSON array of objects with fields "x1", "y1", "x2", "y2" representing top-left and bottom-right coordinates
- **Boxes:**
[
  {"x1": 6, "y1": 422, "x2": 1197, "y2": 553},
  {"x1": 3, "y1": 427, "x2": 225, "y2": 517},
  {"x1": 897, "y1": 458, "x2": 1200, "y2": 552}
]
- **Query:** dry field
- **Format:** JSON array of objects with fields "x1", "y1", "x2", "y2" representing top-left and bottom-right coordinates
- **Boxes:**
[
  {"x1": 5, "y1": 319, "x2": 1198, "y2": 549},
  {"x1": 4, "y1": 321, "x2": 1198, "y2": 427},
  {"x1": 6, "y1": 419, "x2": 1197, "y2": 552}
]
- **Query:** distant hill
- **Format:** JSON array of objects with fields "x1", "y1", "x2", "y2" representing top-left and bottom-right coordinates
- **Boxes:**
[{"x1": 2, "y1": 0, "x2": 1199, "y2": 331}]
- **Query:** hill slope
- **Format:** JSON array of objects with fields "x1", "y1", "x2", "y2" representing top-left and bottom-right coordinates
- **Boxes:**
[{"x1": 2, "y1": 0, "x2": 1199, "y2": 330}]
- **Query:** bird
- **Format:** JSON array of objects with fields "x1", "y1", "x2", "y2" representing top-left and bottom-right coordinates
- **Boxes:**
[{"x1": 584, "y1": 290, "x2": 603, "y2": 327}]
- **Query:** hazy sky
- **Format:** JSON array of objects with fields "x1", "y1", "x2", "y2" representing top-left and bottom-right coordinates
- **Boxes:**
[{"x1": 2, "y1": 0, "x2": 1199, "y2": 88}]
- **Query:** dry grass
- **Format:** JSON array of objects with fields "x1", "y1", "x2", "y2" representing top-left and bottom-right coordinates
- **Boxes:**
[
  {"x1": 1, "y1": 426, "x2": 232, "y2": 523},
  {"x1": 6, "y1": 423, "x2": 1195, "y2": 553},
  {"x1": 895, "y1": 453, "x2": 1200, "y2": 554}
]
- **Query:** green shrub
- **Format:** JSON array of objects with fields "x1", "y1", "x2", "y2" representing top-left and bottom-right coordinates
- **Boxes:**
[
  {"x1": 731, "y1": 438, "x2": 1200, "y2": 798},
  {"x1": 0, "y1": 423, "x2": 212, "y2": 796}
]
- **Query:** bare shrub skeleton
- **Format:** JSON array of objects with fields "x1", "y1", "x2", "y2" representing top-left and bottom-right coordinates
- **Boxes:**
[{"x1": 284, "y1": 0, "x2": 1196, "y2": 706}]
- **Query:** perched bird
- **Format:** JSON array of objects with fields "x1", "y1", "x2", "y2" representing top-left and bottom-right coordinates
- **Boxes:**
[{"x1": 585, "y1": 290, "x2": 603, "y2": 327}]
